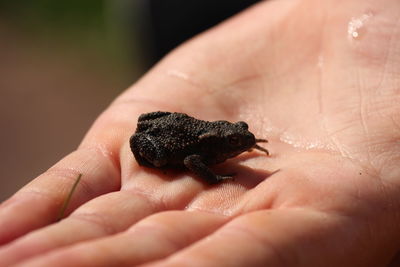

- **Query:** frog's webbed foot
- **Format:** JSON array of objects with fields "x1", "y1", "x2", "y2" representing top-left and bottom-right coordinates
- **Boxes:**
[
  {"x1": 249, "y1": 139, "x2": 269, "y2": 155},
  {"x1": 253, "y1": 144, "x2": 269, "y2": 155},
  {"x1": 216, "y1": 173, "x2": 236, "y2": 183},
  {"x1": 184, "y1": 154, "x2": 234, "y2": 184}
]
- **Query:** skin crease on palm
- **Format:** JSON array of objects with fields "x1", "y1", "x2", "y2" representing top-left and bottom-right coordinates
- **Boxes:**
[{"x1": 1, "y1": 0, "x2": 400, "y2": 266}]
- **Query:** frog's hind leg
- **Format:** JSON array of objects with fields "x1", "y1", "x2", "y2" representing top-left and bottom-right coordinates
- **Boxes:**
[{"x1": 130, "y1": 133, "x2": 167, "y2": 168}]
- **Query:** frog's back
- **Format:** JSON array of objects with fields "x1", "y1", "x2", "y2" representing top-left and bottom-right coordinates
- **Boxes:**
[
  {"x1": 139, "y1": 112, "x2": 204, "y2": 134},
  {"x1": 149, "y1": 112, "x2": 208, "y2": 152},
  {"x1": 134, "y1": 112, "x2": 211, "y2": 166}
]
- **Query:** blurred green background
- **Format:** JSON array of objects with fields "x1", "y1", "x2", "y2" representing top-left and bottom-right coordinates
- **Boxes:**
[
  {"x1": 0, "y1": 0, "x2": 262, "y2": 201},
  {"x1": 0, "y1": 1, "x2": 141, "y2": 201}
]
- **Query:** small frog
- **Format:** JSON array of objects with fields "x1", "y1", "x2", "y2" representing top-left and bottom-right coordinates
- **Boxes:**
[{"x1": 130, "y1": 111, "x2": 269, "y2": 184}]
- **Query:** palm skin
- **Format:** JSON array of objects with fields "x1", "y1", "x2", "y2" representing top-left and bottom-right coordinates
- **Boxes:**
[{"x1": 1, "y1": 0, "x2": 400, "y2": 266}]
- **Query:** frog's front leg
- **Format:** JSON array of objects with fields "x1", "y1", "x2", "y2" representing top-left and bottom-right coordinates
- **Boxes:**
[{"x1": 183, "y1": 154, "x2": 233, "y2": 184}]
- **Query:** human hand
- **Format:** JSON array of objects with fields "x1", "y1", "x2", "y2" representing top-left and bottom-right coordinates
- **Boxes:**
[{"x1": 1, "y1": 0, "x2": 400, "y2": 266}]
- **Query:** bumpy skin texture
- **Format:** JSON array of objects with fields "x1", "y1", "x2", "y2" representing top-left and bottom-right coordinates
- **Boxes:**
[{"x1": 130, "y1": 111, "x2": 268, "y2": 183}]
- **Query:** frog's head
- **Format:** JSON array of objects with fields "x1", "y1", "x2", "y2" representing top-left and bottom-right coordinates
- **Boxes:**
[{"x1": 199, "y1": 121, "x2": 266, "y2": 161}]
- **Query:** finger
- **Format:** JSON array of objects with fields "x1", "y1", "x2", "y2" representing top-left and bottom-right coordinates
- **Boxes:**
[
  {"x1": 145, "y1": 209, "x2": 322, "y2": 267},
  {"x1": 0, "y1": 190, "x2": 159, "y2": 266},
  {"x1": 146, "y1": 209, "x2": 394, "y2": 267},
  {"x1": 0, "y1": 147, "x2": 119, "y2": 245},
  {"x1": 0, "y1": 83, "x2": 159, "y2": 246},
  {"x1": 15, "y1": 211, "x2": 227, "y2": 267}
]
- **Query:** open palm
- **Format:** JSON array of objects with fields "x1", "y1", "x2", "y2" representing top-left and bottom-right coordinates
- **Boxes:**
[{"x1": 1, "y1": 0, "x2": 400, "y2": 266}]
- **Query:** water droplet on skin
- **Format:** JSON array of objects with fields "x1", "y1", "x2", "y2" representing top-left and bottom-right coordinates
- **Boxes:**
[
  {"x1": 165, "y1": 69, "x2": 203, "y2": 91},
  {"x1": 279, "y1": 131, "x2": 336, "y2": 151},
  {"x1": 348, "y1": 13, "x2": 373, "y2": 41},
  {"x1": 166, "y1": 69, "x2": 190, "y2": 81}
]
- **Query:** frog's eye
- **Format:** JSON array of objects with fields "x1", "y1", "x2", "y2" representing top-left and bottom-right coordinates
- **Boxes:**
[{"x1": 228, "y1": 135, "x2": 241, "y2": 146}]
